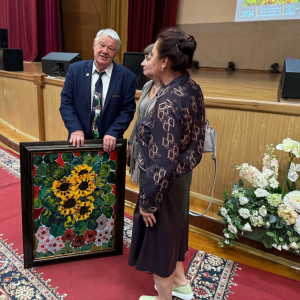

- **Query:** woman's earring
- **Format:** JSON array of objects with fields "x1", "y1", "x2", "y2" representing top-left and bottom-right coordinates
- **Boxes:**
[{"x1": 161, "y1": 68, "x2": 164, "y2": 72}]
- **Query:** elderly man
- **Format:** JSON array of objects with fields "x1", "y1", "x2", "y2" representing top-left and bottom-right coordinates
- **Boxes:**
[{"x1": 60, "y1": 28, "x2": 136, "y2": 152}]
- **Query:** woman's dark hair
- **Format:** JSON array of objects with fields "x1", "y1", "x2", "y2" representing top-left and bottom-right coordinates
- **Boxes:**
[{"x1": 156, "y1": 27, "x2": 196, "y2": 72}]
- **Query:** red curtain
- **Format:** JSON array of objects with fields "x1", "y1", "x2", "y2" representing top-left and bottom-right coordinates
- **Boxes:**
[
  {"x1": 0, "y1": 0, "x2": 38, "y2": 61},
  {"x1": 127, "y1": 0, "x2": 179, "y2": 53},
  {"x1": 127, "y1": 0, "x2": 156, "y2": 52},
  {"x1": 0, "y1": 0, "x2": 63, "y2": 62}
]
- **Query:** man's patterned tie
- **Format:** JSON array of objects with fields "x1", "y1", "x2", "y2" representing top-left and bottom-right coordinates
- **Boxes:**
[{"x1": 91, "y1": 71, "x2": 105, "y2": 138}]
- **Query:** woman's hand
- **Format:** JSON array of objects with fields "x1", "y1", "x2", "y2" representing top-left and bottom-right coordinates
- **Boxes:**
[
  {"x1": 140, "y1": 207, "x2": 156, "y2": 227},
  {"x1": 126, "y1": 144, "x2": 133, "y2": 167}
]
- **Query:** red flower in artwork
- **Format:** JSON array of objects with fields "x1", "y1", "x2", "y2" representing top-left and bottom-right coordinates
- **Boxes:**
[
  {"x1": 62, "y1": 228, "x2": 75, "y2": 242},
  {"x1": 71, "y1": 235, "x2": 85, "y2": 248},
  {"x1": 84, "y1": 229, "x2": 97, "y2": 243}
]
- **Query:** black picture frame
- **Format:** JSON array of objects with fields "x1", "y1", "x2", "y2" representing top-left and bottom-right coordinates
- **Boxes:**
[{"x1": 20, "y1": 139, "x2": 126, "y2": 269}]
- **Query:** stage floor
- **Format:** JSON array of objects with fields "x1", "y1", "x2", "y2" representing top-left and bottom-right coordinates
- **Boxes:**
[{"x1": 23, "y1": 62, "x2": 281, "y2": 102}]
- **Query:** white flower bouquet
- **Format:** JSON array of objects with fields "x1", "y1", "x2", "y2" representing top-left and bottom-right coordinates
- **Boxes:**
[{"x1": 217, "y1": 138, "x2": 300, "y2": 254}]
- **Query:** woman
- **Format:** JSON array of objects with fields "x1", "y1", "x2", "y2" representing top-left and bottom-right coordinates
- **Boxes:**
[
  {"x1": 128, "y1": 28, "x2": 205, "y2": 300},
  {"x1": 126, "y1": 44, "x2": 163, "y2": 184}
]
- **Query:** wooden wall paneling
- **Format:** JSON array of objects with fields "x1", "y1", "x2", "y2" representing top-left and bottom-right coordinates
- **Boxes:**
[
  {"x1": 0, "y1": 77, "x2": 39, "y2": 140},
  {"x1": 43, "y1": 83, "x2": 68, "y2": 141},
  {"x1": 34, "y1": 75, "x2": 45, "y2": 141}
]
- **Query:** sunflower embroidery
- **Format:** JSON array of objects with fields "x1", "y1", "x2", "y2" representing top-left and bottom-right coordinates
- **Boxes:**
[
  {"x1": 74, "y1": 200, "x2": 94, "y2": 221},
  {"x1": 52, "y1": 177, "x2": 74, "y2": 199},
  {"x1": 71, "y1": 164, "x2": 96, "y2": 179},
  {"x1": 70, "y1": 174, "x2": 96, "y2": 197},
  {"x1": 57, "y1": 196, "x2": 78, "y2": 216}
]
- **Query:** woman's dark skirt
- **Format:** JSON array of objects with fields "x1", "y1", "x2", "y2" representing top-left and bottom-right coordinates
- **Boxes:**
[{"x1": 128, "y1": 171, "x2": 192, "y2": 278}]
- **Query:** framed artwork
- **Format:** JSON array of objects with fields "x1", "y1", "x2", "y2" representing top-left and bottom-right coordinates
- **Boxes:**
[{"x1": 20, "y1": 139, "x2": 126, "y2": 268}]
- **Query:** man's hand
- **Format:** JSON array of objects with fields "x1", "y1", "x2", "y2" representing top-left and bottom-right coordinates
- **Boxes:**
[
  {"x1": 70, "y1": 130, "x2": 84, "y2": 147},
  {"x1": 126, "y1": 144, "x2": 132, "y2": 167},
  {"x1": 103, "y1": 135, "x2": 117, "y2": 152},
  {"x1": 140, "y1": 207, "x2": 156, "y2": 227}
]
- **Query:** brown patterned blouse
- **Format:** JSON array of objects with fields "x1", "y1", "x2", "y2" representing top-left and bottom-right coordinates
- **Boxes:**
[{"x1": 136, "y1": 72, "x2": 206, "y2": 213}]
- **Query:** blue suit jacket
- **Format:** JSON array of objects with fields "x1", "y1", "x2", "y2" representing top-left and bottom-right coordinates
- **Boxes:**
[{"x1": 60, "y1": 60, "x2": 136, "y2": 140}]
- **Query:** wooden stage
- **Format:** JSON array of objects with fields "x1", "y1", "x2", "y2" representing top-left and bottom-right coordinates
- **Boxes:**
[{"x1": 1, "y1": 62, "x2": 300, "y2": 280}]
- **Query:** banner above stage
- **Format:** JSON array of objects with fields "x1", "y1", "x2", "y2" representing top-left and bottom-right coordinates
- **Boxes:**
[{"x1": 235, "y1": 0, "x2": 300, "y2": 22}]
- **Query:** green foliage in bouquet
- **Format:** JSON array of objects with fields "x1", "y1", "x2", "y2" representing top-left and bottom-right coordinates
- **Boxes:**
[{"x1": 216, "y1": 138, "x2": 300, "y2": 254}]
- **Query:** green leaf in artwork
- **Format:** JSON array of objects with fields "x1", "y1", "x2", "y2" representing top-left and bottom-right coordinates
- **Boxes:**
[
  {"x1": 50, "y1": 223, "x2": 66, "y2": 237},
  {"x1": 106, "y1": 160, "x2": 116, "y2": 170},
  {"x1": 36, "y1": 163, "x2": 48, "y2": 177},
  {"x1": 73, "y1": 220, "x2": 88, "y2": 235},
  {"x1": 34, "y1": 197, "x2": 43, "y2": 208},
  {"x1": 33, "y1": 176, "x2": 44, "y2": 186},
  {"x1": 87, "y1": 219, "x2": 98, "y2": 230},
  {"x1": 83, "y1": 155, "x2": 92, "y2": 167},
  {"x1": 94, "y1": 175, "x2": 106, "y2": 188},
  {"x1": 40, "y1": 209, "x2": 52, "y2": 227},
  {"x1": 106, "y1": 171, "x2": 116, "y2": 184},
  {"x1": 103, "y1": 193, "x2": 115, "y2": 205},
  {"x1": 44, "y1": 153, "x2": 59, "y2": 164},
  {"x1": 89, "y1": 208, "x2": 102, "y2": 220},
  {"x1": 100, "y1": 163, "x2": 111, "y2": 177},
  {"x1": 102, "y1": 204, "x2": 113, "y2": 218},
  {"x1": 101, "y1": 152, "x2": 110, "y2": 162},
  {"x1": 63, "y1": 163, "x2": 73, "y2": 177},
  {"x1": 108, "y1": 235, "x2": 114, "y2": 248},
  {"x1": 47, "y1": 162, "x2": 60, "y2": 175},
  {"x1": 71, "y1": 156, "x2": 83, "y2": 167},
  {"x1": 42, "y1": 177, "x2": 54, "y2": 188},
  {"x1": 91, "y1": 155, "x2": 103, "y2": 164},
  {"x1": 94, "y1": 196, "x2": 106, "y2": 208},
  {"x1": 39, "y1": 187, "x2": 54, "y2": 199},
  {"x1": 81, "y1": 243, "x2": 94, "y2": 251},
  {"x1": 53, "y1": 168, "x2": 65, "y2": 180},
  {"x1": 34, "y1": 218, "x2": 42, "y2": 233},
  {"x1": 62, "y1": 152, "x2": 74, "y2": 163},
  {"x1": 102, "y1": 184, "x2": 113, "y2": 194},
  {"x1": 80, "y1": 151, "x2": 90, "y2": 158},
  {"x1": 42, "y1": 195, "x2": 60, "y2": 211},
  {"x1": 93, "y1": 161, "x2": 102, "y2": 174},
  {"x1": 91, "y1": 151, "x2": 99, "y2": 157},
  {"x1": 33, "y1": 155, "x2": 43, "y2": 166},
  {"x1": 101, "y1": 242, "x2": 109, "y2": 249}
]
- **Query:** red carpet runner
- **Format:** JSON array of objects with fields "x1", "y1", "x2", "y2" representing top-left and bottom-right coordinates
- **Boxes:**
[{"x1": 0, "y1": 145, "x2": 299, "y2": 299}]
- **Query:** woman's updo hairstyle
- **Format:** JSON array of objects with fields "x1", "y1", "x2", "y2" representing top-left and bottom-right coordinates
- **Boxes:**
[{"x1": 156, "y1": 27, "x2": 196, "y2": 72}]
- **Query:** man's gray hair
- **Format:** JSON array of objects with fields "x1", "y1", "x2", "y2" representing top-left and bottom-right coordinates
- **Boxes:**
[{"x1": 94, "y1": 29, "x2": 121, "y2": 52}]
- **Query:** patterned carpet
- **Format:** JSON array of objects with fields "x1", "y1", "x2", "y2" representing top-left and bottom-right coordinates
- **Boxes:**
[{"x1": 0, "y1": 146, "x2": 239, "y2": 299}]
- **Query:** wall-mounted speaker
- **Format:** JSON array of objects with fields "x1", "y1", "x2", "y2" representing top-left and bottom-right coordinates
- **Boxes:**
[
  {"x1": 278, "y1": 59, "x2": 300, "y2": 101},
  {"x1": 0, "y1": 49, "x2": 23, "y2": 71},
  {"x1": 41, "y1": 52, "x2": 82, "y2": 76},
  {"x1": 0, "y1": 29, "x2": 8, "y2": 48},
  {"x1": 123, "y1": 52, "x2": 148, "y2": 90}
]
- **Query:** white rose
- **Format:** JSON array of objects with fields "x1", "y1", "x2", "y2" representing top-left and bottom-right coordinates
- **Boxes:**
[
  {"x1": 242, "y1": 222, "x2": 252, "y2": 232},
  {"x1": 290, "y1": 242, "x2": 299, "y2": 250},
  {"x1": 225, "y1": 240, "x2": 230, "y2": 245},
  {"x1": 294, "y1": 216, "x2": 300, "y2": 235},
  {"x1": 239, "y1": 208, "x2": 251, "y2": 219},
  {"x1": 228, "y1": 224, "x2": 238, "y2": 234},
  {"x1": 224, "y1": 233, "x2": 230, "y2": 239},
  {"x1": 254, "y1": 188, "x2": 269, "y2": 198},
  {"x1": 226, "y1": 215, "x2": 232, "y2": 224},
  {"x1": 220, "y1": 207, "x2": 228, "y2": 216},
  {"x1": 239, "y1": 196, "x2": 249, "y2": 205},
  {"x1": 269, "y1": 177, "x2": 279, "y2": 189},
  {"x1": 272, "y1": 244, "x2": 282, "y2": 251},
  {"x1": 283, "y1": 191, "x2": 300, "y2": 213},
  {"x1": 259, "y1": 206, "x2": 267, "y2": 217},
  {"x1": 282, "y1": 244, "x2": 289, "y2": 251}
]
